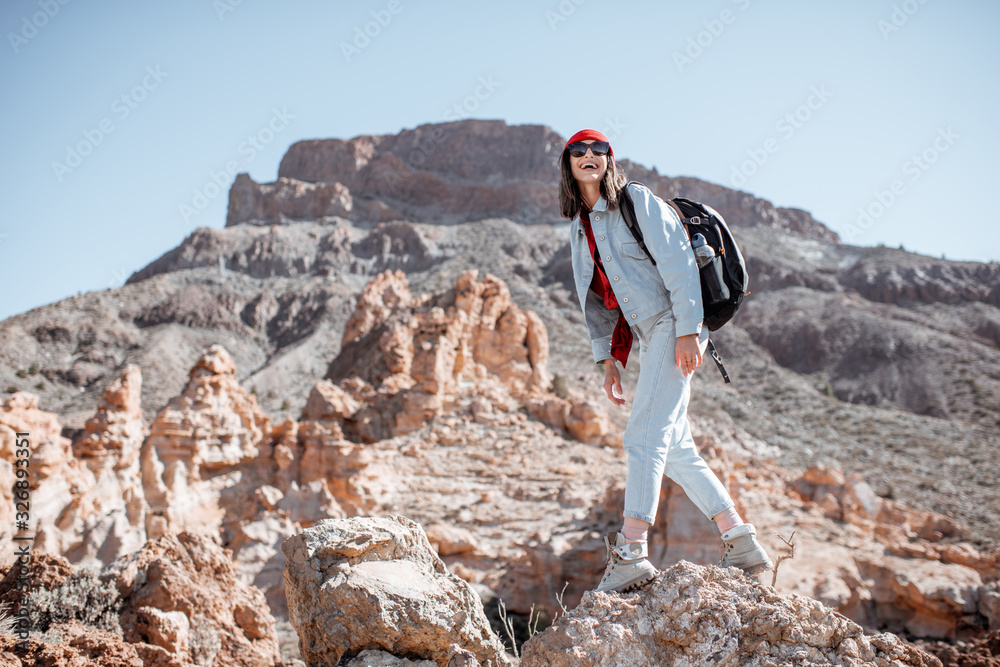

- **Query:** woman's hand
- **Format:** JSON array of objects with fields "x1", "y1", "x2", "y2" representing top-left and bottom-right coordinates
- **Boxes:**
[
  {"x1": 602, "y1": 359, "x2": 625, "y2": 406},
  {"x1": 675, "y1": 334, "x2": 703, "y2": 377}
]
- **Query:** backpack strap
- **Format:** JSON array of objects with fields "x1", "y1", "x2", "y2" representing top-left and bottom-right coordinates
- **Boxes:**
[
  {"x1": 622, "y1": 183, "x2": 693, "y2": 251},
  {"x1": 665, "y1": 199, "x2": 687, "y2": 229},
  {"x1": 619, "y1": 181, "x2": 657, "y2": 266},
  {"x1": 707, "y1": 338, "x2": 731, "y2": 383}
]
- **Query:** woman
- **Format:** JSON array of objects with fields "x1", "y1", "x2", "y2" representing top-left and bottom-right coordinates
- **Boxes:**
[{"x1": 560, "y1": 129, "x2": 772, "y2": 593}]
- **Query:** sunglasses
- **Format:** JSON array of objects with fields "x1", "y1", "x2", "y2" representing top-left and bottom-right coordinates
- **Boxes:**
[{"x1": 567, "y1": 141, "x2": 610, "y2": 158}]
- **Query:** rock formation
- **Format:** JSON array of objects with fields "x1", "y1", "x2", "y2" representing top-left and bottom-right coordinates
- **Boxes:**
[
  {"x1": 672, "y1": 443, "x2": 1000, "y2": 642},
  {"x1": 1, "y1": 269, "x2": 998, "y2": 663},
  {"x1": 290, "y1": 382, "x2": 379, "y2": 515},
  {"x1": 0, "y1": 620, "x2": 146, "y2": 667},
  {"x1": 0, "y1": 533, "x2": 285, "y2": 666},
  {"x1": 0, "y1": 366, "x2": 149, "y2": 567},
  {"x1": 520, "y1": 561, "x2": 941, "y2": 666},
  {"x1": 136, "y1": 344, "x2": 354, "y2": 620},
  {"x1": 3, "y1": 117, "x2": 995, "y2": 568},
  {"x1": 260, "y1": 120, "x2": 837, "y2": 243},
  {"x1": 0, "y1": 392, "x2": 94, "y2": 564},
  {"x1": 317, "y1": 268, "x2": 612, "y2": 446},
  {"x1": 108, "y1": 531, "x2": 281, "y2": 666},
  {"x1": 65, "y1": 364, "x2": 148, "y2": 564},
  {"x1": 227, "y1": 173, "x2": 354, "y2": 226},
  {"x1": 326, "y1": 269, "x2": 550, "y2": 437},
  {"x1": 256, "y1": 268, "x2": 616, "y2": 533},
  {"x1": 218, "y1": 475, "x2": 346, "y2": 618},
  {"x1": 281, "y1": 515, "x2": 511, "y2": 666},
  {"x1": 917, "y1": 629, "x2": 1000, "y2": 666},
  {"x1": 2, "y1": 119, "x2": 1000, "y2": 663},
  {"x1": 142, "y1": 344, "x2": 271, "y2": 539}
]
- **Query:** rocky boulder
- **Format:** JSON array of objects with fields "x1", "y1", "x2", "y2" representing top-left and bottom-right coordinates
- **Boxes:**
[
  {"x1": 520, "y1": 561, "x2": 941, "y2": 666},
  {"x1": 0, "y1": 620, "x2": 145, "y2": 667},
  {"x1": 107, "y1": 531, "x2": 281, "y2": 666},
  {"x1": 281, "y1": 515, "x2": 512, "y2": 666},
  {"x1": 672, "y1": 444, "x2": 1000, "y2": 643},
  {"x1": 0, "y1": 533, "x2": 283, "y2": 666},
  {"x1": 857, "y1": 554, "x2": 985, "y2": 639},
  {"x1": 917, "y1": 629, "x2": 1000, "y2": 666}
]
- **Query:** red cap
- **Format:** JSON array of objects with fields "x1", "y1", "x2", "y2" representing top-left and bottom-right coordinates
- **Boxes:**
[{"x1": 564, "y1": 129, "x2": 613, "y2": 156}]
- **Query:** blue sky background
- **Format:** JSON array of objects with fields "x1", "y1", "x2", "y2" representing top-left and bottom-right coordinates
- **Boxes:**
[{"x1": 1, "y1": 0, "x2": 997, "y2": 321}]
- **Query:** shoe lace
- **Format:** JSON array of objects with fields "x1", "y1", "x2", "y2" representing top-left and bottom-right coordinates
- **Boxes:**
[
  {"x1": 718, "y1": 541, "x2": 734, "y2": 565},
  {"x1": 601, "y1": 549, "x2": 621, "y2": 582}
]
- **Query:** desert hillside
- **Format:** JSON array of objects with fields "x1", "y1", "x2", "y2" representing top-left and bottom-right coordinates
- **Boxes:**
[{"x1": 1, "y1": 119, "x2": 997, "y2": 665}]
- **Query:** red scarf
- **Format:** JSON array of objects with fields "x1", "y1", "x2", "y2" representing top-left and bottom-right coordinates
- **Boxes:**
[{"x1": 581, "y1": 209, "x2": 633, "y2": 367}]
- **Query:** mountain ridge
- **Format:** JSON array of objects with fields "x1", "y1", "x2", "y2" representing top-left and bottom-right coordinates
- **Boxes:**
[{"x1": 2, "y1": 118, "x2": 999, "y2": 550}]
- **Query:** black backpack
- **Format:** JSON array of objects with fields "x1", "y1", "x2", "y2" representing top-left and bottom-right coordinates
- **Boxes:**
[{"x1": 618, "y1": 181, "x2": 749, "y2": 383}]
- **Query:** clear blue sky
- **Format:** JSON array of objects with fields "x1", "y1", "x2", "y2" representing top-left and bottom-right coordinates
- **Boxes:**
[{"x1": 2, "y1": 0, "x2": 997, "y2": 320}]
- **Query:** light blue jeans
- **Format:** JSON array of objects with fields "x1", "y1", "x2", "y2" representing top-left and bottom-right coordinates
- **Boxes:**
[{"x1": 622, "y1": 308, "x2": 735, "y2": 525}]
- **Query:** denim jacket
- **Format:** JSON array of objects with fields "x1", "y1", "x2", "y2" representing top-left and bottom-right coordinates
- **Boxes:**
[{"x1": 570, "y1": 182, "x2": 704, "y2": 364}]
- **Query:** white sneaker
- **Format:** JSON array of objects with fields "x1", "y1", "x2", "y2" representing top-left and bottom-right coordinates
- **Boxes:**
[
  {"x1": 595, "y1": 532, "x2": 657, "y2": 593},
  {"x1": 719, "y1": 523, "x2": 773, "y2": 575}
]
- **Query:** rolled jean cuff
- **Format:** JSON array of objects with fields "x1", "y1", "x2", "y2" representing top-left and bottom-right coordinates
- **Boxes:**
[
  {"x1": 623, "y1": 509, "x2": 656, "y2": 525},
  {"x1": 706, "y1": 499, "x2": 736, "y2": 520}
]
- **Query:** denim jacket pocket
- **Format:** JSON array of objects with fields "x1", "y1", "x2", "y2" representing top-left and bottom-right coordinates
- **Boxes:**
[{"x1": 621, "y1": 241, "x2": 651, "y2": 261}]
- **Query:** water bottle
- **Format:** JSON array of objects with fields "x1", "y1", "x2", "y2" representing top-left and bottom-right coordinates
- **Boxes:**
[
  {"x1": 691, "y1": 234, "x2": 715, "y2": 268},
  {"x1": 691, "y1": 233, "x2": 730, "y2": 305}
]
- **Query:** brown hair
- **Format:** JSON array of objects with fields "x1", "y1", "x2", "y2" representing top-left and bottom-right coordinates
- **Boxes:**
[{"x1": 558, "y1": 149, "x2": 628, "y2": 219}]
